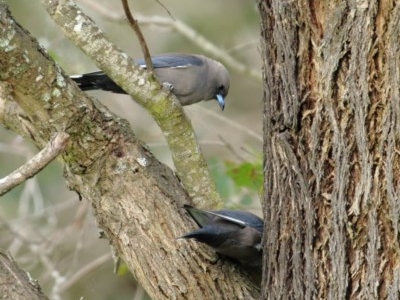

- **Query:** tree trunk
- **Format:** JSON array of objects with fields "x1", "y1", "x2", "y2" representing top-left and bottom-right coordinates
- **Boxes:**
[{"x1": 260, "y1": 0, "x2": 400, "y2": 298}]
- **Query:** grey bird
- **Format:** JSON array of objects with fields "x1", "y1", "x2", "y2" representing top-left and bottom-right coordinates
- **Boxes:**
[
  {"x1": 70, "y1": 53, "x2": 230, "y2": 110},
  {"x1": 180, "y1": 204, "x2": 263, "y2": 268}
]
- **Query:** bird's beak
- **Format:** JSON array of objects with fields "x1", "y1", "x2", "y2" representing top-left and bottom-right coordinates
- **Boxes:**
[{"x1": 216, "y1": 94, "x2": 225, "y2": 111}]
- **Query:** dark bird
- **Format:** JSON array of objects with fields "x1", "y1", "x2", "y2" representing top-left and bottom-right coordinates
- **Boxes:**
[
  {"x1": 70, "y1": 53, "x2": 230, "y2": 110},
  {"x1": 180, "y1": 204, "x2": 263, "y2": 268}
]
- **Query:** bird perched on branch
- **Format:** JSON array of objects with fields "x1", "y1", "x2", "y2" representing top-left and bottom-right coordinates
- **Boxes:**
[
  {"x1": 180, "y1": 204, "x2": 263, "y2": 268},
  {"x1": 70, "y1": 53, "x2": 230, "y2": 110}
]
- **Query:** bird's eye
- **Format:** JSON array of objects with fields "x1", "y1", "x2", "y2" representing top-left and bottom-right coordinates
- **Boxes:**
[
  {"x1": 218, "y1": 85, "x2": 225, "y2": 94},
  {"x1": 215, "y1": 85, "x2": 227, "y2": 99}
]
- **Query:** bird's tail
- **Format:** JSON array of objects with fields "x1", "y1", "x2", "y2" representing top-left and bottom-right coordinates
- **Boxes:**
[{"x1": 70, "y1": 72, "x2": 126, "y2": 94}]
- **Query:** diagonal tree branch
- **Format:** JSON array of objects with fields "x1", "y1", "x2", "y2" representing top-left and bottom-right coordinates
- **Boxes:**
[
  {"x1": 0, "y1": 250, "x2": 50, "y2": 300},
  {"x1": 42, "y1": 0, "x2": 221, "y2": 208},
  {"x1": 0, "y1": 131, "x2": 70, "y2": 196},
  {"x1": 0, "y1": 3, "x2": 259, "y2": 299}
]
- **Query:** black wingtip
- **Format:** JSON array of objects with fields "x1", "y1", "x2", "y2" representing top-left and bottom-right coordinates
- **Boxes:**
[
  {"x1": 178, "y1": 227, "x2": 216, "y2": 245},
  {"x1": 183, "y1": 204, "x2": 194, "y2": 210}
]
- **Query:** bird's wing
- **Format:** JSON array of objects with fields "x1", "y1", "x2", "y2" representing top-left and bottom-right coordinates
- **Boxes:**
[
  {"x1": 183, "y1": 205, "x2": 264, "y2": 232},
  {"x1": 137, "y1": 55, "x2": 203, "y2": 69},
  {"x1": 70, "y1": 71, "x2": 105, "y2": 78},
  {"x1": 183, "y1": 205, "x2": 215, "y2": 228},
  {"x1": 210, "y1": 210, "x2": 264, "y2": 232}
]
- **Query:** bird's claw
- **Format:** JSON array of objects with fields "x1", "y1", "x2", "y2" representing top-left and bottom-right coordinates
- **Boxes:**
[{"x1": 162, "y1": 82, "x2": 174, "y2": 93}]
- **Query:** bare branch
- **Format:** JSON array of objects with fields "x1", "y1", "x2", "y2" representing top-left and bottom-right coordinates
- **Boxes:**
[
  {"x1": 0, "y1": 132, "x2": 70, "y2": 196},
  {"x1": 197, "y1": 106, "x2": 263, "y2": 142},
  {"x1": 153, "y1": 0, "x2": 175, "y2": 20},
  {"x1": 78, "y1": 0, "x2": 125, "y2": 20},
  {"x1": 121, "y1": 0, "x2": 154, "y2": 73},
  {"x1": 41, "y1": 0, "x2": 221, "y2": 207},
  {"x1": 59, "y1": 253, "x2": 111, "y2": 293}
]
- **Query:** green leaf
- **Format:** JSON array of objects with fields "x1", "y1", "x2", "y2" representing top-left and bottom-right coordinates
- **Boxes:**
[{"x1": 225, "y1": 161, "x2": 263, "y2": 191}]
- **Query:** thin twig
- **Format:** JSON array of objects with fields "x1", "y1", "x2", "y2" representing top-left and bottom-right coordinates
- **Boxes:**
[
  {"x1": 58, "y1": 253, "x2": 112, "y2": 293},
  {"x1": 136, "y1": 15, "x2": 262, "y2": 82},
  {"x1": 196, "y1": 106, "x2": 263, "y2": 142},
  {"x1": 0, "y1": 132, "x2": 70, "y2": 196},
  {"x1": 78, "y1": 0, "x2": 125, "y2": 20},
  {"x1": 153, "y1": 0, "x2": 175, "y2": 20},
  {"x1": 121, "y1": 0, "x2": 153, "y2": 73},
  {"x1": 217, "y1": 135, "x2": 248, "y2": 162}
]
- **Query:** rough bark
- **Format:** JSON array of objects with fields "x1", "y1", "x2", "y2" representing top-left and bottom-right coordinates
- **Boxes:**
[
  {"x1": 0, "y1": 251, "x2": 49, "y2": 300},
  {"x1": 260, "y1": 0, "x2": 400, "y2": 299},
  {"x1": 0, "y1": 4, "x2": 259, "y2": 300},
  {"x1": 42, "y1": 0, "x2": 221, "y2": 209}
]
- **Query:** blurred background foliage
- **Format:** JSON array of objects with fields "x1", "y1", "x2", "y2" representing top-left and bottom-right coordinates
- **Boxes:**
[{"x1": 0, "y1": 0, "x2": 262, "y2": 299}]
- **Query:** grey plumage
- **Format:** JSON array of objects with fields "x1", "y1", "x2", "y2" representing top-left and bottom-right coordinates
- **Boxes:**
[
  {"x1": 70, "y1": 53, "x2": 230, "y2": 110},
  {"x1": 180, "y1": 205, "x2": 263, "y2": 268}
]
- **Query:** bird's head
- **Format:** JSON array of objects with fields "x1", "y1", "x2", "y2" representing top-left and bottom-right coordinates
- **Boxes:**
[{"x1": 212, "y1": 61, "x2": 230, "y2": 111}]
